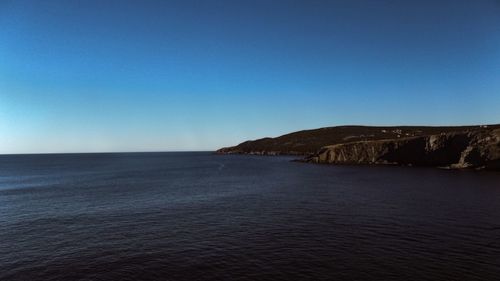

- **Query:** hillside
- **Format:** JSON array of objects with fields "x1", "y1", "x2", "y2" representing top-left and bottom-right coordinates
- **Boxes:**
[
  {"x1": 217, "y1": 125, "x2": 500, "y2": 156},
  {"x1": 305, "y1": 129, "x2": 500, "y2": 170}
]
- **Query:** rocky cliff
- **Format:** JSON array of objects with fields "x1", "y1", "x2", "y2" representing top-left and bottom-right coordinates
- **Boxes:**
[
  {"x1": 217, "y1": 124, "x2": 500, "y2": 171},
  {"x1": 304, "y1": 129, "x2": 500, "y2": 170},
  {"x1": 217, "y1": 125, "x2": 500, "y2": 156}
]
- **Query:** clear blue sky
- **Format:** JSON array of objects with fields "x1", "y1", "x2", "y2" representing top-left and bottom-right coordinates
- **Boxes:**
[{"x1": 1, "y1": 0, "x2": 499, "y2": 153}]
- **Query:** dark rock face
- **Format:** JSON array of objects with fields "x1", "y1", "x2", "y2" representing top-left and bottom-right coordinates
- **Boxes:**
[
  {"x1": 217, "y1": 124, "x2": 500, "y2": 170},
  {"x1": 217, "y1": 125, "x2": 500, "y2": 156},
  {"x1": 305, "y1": 129, "x2": 500, "y2": 170}
]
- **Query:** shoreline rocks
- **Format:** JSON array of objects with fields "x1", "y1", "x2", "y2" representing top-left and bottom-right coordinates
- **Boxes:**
[
  {"x1": 217, "y1": 125, "x2": 500, "y2": 171},
  {"x1": 304, "y1": 129, "x2": 500, "y2": 170}
]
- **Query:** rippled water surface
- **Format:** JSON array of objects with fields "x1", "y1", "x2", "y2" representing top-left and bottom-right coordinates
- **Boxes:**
[{"x1": 1, "y1": 152, "x2": 499, "y2": 280}]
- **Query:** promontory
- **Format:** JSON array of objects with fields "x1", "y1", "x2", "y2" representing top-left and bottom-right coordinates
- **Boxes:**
[{"x1": 217, "y1": 125, "x2": 500, "y2": 171}]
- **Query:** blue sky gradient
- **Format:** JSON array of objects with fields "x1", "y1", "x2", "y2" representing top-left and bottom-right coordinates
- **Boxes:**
[{"x1": 1, "y1": 0, "x2": 499, "y2": 153}]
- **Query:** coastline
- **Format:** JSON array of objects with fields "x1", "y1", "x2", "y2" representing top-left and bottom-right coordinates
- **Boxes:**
[{"x1": 217, "y1": 125, "x2": 500, "y2": 171}]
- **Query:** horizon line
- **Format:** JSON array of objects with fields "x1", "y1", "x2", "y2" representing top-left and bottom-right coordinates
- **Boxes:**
[
  {"x1": 2, "y1": 123, "x2": 499, "y2": 155},
  {"x1": 0, "y1": 150, "x2": 216, "y2": 156}
]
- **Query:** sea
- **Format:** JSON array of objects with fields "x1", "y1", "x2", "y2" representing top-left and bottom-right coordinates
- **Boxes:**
[{"x1": 0, "y1": 152, "x2": 499, "y2": 281}]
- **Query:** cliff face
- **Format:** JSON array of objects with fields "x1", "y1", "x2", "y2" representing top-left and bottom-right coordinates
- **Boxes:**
[
  {"x1": 217, "y1": 124, "x2": 500, "y2": 171},
  {"x1": 217, "y1": 125, "x2": 500, "y2": 156},
  {"x1": 305, "y1": 129, "x2": 500, "y2": 170}
]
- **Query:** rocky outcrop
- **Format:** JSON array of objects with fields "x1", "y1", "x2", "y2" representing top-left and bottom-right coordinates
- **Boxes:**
[
  {"x1": 304, "y1": 129, "x2": 500, "y2": 170},
  {"x1": 217, "y1": 124, "x2": 500, "y2": 171},
  {"x1": 217, "y1": 125, "x2": 500, "y2": 156}
]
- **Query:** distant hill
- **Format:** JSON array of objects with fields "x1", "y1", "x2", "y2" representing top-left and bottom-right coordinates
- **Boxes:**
[{"x1": 217, "y1": 125, "x2": 500, "y2": 156}]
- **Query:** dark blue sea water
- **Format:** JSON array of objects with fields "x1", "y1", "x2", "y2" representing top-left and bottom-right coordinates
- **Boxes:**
[{"x1": 1, "y1": 152, "x2": 499, "y2": 281}]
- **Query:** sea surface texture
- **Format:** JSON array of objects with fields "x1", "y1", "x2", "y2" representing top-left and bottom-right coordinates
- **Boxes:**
[{"x1": 1, "y1": 152, "x2": 499, "y2": 281}]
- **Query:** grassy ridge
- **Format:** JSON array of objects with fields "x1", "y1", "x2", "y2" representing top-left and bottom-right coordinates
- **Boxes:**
[{"x1": 217, "y1": 125, "x2": 500, "y2": 155}]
